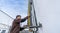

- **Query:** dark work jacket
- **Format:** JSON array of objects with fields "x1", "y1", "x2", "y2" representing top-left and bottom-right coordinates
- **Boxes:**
[{"x1": 10, "y1": 17, "x2": 27, "y2": 33}]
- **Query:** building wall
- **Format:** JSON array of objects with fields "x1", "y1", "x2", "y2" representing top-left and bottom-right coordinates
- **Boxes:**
[
  {"x1": 33, "y1": 0, "x2": 60, "y2": 33},
  {"x1": 0, "y1": 24, "x2": 10, "y2": 33},
  {"x1": 0, "y1": 11, "x2": 14, "y2": 33}
]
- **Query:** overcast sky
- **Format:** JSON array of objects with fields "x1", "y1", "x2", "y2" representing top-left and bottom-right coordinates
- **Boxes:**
[
  {"x1": 0, "y1": 0, "x2": 28, "y2": 26},
  {"x1": 0, "y1": 0, "x2": 28, "y2": 19}
]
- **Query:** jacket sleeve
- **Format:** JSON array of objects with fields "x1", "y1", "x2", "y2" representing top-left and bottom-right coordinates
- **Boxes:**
[
  {"x1": 20, "y1": 27, "x2": 25, "y2": 31},
  {"x1": 21, "y1": 18, "x2": 27, "y2": 22},
  {"x1": 21, "y1": 16, "x2": 28, "y2": 22}
]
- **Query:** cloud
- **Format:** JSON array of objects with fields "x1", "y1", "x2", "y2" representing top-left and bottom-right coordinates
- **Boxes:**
[{"x1": 0, "y1": 0, "x2": 28, "y2": 18}]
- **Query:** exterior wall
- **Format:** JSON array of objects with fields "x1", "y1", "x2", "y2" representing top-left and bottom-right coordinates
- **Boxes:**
[
  {"x1": 0, "y1": 10, "x2": 14, "y2": 33},
  {"x1": 33, "y1": 0, "x2": 60, "y2": 33},
  {"x1": 0, "y1": 24, "x2": 10, "y2": 33}
]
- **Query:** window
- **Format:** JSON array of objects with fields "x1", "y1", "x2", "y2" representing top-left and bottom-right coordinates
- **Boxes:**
[{"x1": 1, "y1": 30, "x2": 6, "y2": 33}]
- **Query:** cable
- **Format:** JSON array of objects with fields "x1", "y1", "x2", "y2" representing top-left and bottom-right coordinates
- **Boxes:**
[{"x1": 0, "y1": 10, "x2": 14, "y2": 19}]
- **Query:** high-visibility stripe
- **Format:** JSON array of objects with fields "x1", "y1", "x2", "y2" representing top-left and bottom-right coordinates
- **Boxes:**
[
  {"x1": 27, "y1": 0, "x2": 31, "y2": 26},
  {"x1": 27, "y1": 0, "x2": 33, "y2": 32}
]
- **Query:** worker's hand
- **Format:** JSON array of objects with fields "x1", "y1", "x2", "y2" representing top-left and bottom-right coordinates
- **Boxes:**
[
  {"x1": 23, "y1": 25, "x2": 28, "y2": 28},
  {"x1": 28, "y1": 15, "x2": 31, "y2": 18},
  {"x1": 26, "y1": 15, "x2": 31, "y2": 19}
]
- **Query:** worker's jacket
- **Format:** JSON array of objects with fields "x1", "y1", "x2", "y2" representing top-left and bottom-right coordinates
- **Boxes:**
[{"x1": 10, "y1": 17, "x2": 28, "y2": 33}]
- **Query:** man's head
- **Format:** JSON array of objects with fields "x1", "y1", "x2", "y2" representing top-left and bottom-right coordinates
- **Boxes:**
[{"x1": 16, "y1": 15, "x2": 21, "y2": 20}]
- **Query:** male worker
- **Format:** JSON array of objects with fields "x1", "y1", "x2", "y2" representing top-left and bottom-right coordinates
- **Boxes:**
[{"x1": 10, "y1": 15, "x2": 30, "y2": 33}]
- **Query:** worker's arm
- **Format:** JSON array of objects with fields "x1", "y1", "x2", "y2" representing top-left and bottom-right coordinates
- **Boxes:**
[
  {"x1": 21, "y1": 16, "x2": 30, "y2": 22},
  {"x1": 20, "y1": 25, "x2": 28, "y2": 31},
  {"x1": 20, "y1": 28, "x2": 25, "y2": 31}
]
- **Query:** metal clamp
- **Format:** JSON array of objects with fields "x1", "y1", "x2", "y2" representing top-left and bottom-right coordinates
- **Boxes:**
[
  {"x1": 29, "y1": 23, "x2": 42, "y2": 28},
  {"x1": 29, "y1": 23, "x2": 42, "y2": 31}
]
